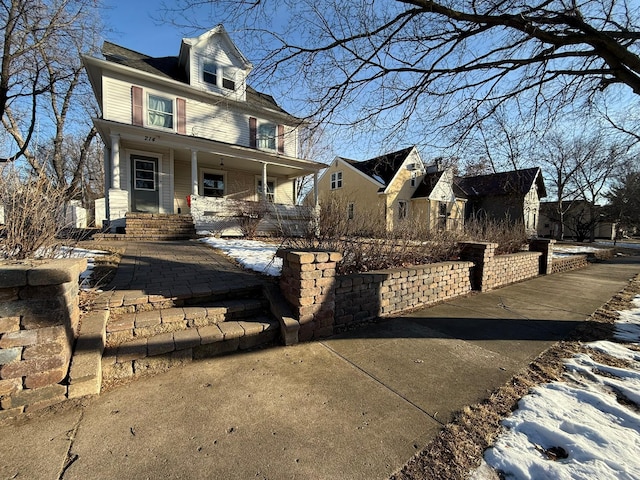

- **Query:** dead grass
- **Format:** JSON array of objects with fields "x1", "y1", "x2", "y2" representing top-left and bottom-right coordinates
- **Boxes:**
[{"x1": 391, "y1": 273, "x2": 640, "y2": 480}]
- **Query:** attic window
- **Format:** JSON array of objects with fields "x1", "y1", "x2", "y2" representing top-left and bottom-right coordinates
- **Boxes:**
[
  {"x1": 222, "y1": 70, "x2": 235, "y2": 90},
  {"x1": 331, "y1": 171, "x2": 343, "y2": 190},
  {"x1": 203, "y1": 63, "x2": 217, "y2": 85}
]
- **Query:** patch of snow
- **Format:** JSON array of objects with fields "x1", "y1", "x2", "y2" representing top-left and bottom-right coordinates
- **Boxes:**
[
  {"x1": 56, "y1": 246, "x2": 109, "y2": 290},
  {"x1": 199, "y1": 237, "x2": 282, "y2": 276},
  {"x1": 552, "y1": 245, "x2": 602, "y2": 258},
  {"x1": 596, "y1": 241, "x2": 640, "y2": 250},
  {"x1": 474, "y1": 293, "x2": 640, "y2": 480}
]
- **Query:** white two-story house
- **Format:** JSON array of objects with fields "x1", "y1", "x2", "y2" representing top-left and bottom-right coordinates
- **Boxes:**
[{"x1": 83, "y1": 25, "x2": 323, "y2": 234}]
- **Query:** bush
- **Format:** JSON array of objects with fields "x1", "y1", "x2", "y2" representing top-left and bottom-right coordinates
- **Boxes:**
[
  {"x1": 283, "y1": 197, "x2": 462, "y2": 274},
  {"x1": 235, "y1": 200, "x2": 268, "y2": 238},
  {"x1": 463, "y1": 215, "x2": 529, "y2": 254},
  {"x1": 0, "y1": 165, "x2": 70, "y2": 260}
]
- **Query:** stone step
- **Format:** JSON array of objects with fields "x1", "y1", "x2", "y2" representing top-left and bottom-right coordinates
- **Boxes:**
[
  {"x1": 105, "y1": 298, "x2": 269, "y2": 348},
  {"x1": 101, "y1": 315, "x2": 279, "y2": 385},
  {"x1": 94, "y1": 281, "x2": 264, "y2": 315}
]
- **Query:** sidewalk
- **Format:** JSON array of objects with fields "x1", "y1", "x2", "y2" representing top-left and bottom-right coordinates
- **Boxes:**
[{"x1": 1, "y1": 255, "x2": 638, "y2": 480}]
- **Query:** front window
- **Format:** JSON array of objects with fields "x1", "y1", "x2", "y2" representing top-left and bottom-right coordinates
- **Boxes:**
[
  {"x1": 257, "y1": 179, "x2": 275, "y2": 203},
  {"x1": 148, "y1": 94, "x2": 173, "y2": 129},
  {"x1": 203, "y1": 63, "x2": 217, "y2": 85},
  {"x1": 203, "y1": 172, "x2": 224, "y2": 197},
  {"x1": 348, "y1": 203, "x2": 354, "y2": 220},
  {"x1": 258, "y1": 123, "x2": 276, "y2": 150},
  {"x1": 330, "y1": 171, "x2": 343, "y2": 190},
  {"x1": 398, "y1": 201, "x2": 408, "y2": 220}
]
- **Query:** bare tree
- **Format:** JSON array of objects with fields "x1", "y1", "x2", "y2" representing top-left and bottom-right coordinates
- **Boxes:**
[
  {"x1": 295, "y1": 121, "x2": 332, "y2": 204},
  {"x1": 1, "y1": 0, "x2": 102, "y2": 164},
  {"x1": 163, "y1": 0, "x2": 640, "y2": 148}
]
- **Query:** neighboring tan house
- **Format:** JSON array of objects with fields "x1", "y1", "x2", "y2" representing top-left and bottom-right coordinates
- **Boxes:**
[
  {"x1": 315, "y1": 146, "x2": 466, "y2": 232},
  {"x1": 83, "y1": 25, "x2": 324, "y2": 234},
  {"x1": 538, "y1": 201, "x2": 616, "y2": 241},
  {"x1": 455, "y1": 167, "x2": 546, "y2": 236}
]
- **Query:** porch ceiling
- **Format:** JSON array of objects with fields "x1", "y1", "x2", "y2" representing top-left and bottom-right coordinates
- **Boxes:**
[{"x1": 94, "y1": 118, "x2": 324, "y2": 178}]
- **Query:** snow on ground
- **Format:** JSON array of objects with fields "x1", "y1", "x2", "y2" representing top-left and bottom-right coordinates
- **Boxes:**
[
  {"x1": 597, "y1": 241, "x2": 640, "y2": 250},
  {"x1": 473, "y1": 296, "x2": 640, "y2": 480},
  {"x1": 552, "y1": 245, "x2": 603, "y2": 258},
  {"x1": 56, "y1": 246, "x2": 109, "y2": 289},
  {"x1": 199, "y1": 236, "x2": 282, "y2": 276}
]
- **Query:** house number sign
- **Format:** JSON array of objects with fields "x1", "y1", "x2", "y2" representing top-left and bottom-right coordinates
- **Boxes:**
[{"x1": 144, "y1": 136, "x2": 157, "y2": 142}]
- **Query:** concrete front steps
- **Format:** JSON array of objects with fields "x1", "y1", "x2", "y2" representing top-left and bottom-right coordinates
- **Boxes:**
[
  {"x1": 68, "y1": 282, "x2": 299, "y2": 395},
  {"x1": 93, "y1": 213, "x2": 197, "y2": 241}
]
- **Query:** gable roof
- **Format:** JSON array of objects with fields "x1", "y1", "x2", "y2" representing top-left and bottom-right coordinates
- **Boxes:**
[
  {"x1": 100, "y1": 40, "x2": 290, "y2": 116},
  {"x1": 456, "y1": 167, "x2": 546, "y2": 199},
  {"x1": 412, "y1": 171, "x2": 443, "y2": 199},
  {"x1": 343, "y1": 146, "x2": 415, "y2": 189},
  {"x1": 180, "y1": 25, "x2": 252, "y2": 71}
]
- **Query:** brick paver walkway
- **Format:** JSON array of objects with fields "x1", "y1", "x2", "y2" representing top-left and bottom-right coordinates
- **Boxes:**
[{"x1": 105, "y1": 240, "x2": 266, "y2": 300}]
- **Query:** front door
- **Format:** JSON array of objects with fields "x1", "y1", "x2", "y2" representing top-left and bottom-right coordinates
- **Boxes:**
[{"x1": 131, "y1": 155, "x2": 159, "y2": 213}]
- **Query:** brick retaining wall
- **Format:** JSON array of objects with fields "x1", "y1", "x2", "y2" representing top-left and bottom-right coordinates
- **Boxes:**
[
  {"x1": 551, "y1": 255, "x2": 588, "y2": 273},
  {"x1": 0, "y1": 259, "x2": 86, "y2": 419},
  {"x1": 334, "y1": 261, "x2": 473, "y2": 328},
  {"x1": 459, "y1": 242, "x2": 542, "y2": 291}
]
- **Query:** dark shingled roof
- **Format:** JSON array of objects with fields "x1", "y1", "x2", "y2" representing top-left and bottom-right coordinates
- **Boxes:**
[
  {"x1": 101, "y1": 41, "x2": 290, "y2": 115},
  {"x1": 455, "y1": 167, "x2": 546, "y2": 198},
  {"x1": 344, "y1": 146, "x2": 414, "y2": 188},
  {"x1": 412, "y1": 171, "x2": 444, "y2": 198}
]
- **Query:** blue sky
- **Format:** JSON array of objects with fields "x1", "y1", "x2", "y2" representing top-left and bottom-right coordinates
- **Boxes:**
[{"x1": 103, "y1": 1, "x2": 185, "y2": 57}]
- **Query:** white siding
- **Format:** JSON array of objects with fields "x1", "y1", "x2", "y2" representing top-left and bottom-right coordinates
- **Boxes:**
[{"x1": 103, "y1": 75, "x2": 132, "y2": 124}]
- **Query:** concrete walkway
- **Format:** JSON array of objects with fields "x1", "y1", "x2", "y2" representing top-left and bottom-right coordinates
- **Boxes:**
[{"x1": 0, "y1": 253, "x2": 638, "y2": 480}]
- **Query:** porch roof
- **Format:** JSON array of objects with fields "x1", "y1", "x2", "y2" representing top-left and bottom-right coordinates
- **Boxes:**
[{"x1": 94, "y1": 118, "x2": 325, "y2": 178}]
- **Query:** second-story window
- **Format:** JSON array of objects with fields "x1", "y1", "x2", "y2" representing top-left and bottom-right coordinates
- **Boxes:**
[
  {"x1": 203, "y1": 63, "x2": 217, "y2": 85},
  {"x1": 258, "y1": 123, "x2": 276, "y2": 150},
  {"x1": 148, "y1": 94, "x2": 173, "y2": 129},
  {"x1": 330, "y1": 171, "x2": 342, "y2": 190}
]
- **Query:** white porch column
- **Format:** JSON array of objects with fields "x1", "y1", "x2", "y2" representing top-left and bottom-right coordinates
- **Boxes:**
[
  {"x1": 191, "y1": 149, "x2": 198, "y2": 195},
  {"x1": 313, "y1": 172, "x2": 319, "y2": 207},
  {"x1": 110, "y1": 134, "x2": 120, "y2": 189},
  {"x1": 261, "y1": 161, "x2": 268, "y2": 202}
]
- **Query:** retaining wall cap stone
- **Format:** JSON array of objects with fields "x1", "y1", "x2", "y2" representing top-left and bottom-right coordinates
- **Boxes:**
[{"x1": 27, "y1": 259, "x2": 88, "y2": 286}]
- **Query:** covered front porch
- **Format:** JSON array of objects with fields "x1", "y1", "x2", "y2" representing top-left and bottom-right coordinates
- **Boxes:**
[{"x1": 95, "y1": 119, "x2": 323, "y2": 234}]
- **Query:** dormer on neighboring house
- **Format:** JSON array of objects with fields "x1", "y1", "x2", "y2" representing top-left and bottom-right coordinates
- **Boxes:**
[{"x1": 83, "y1": 25, "x2": 324, "y2": 234}]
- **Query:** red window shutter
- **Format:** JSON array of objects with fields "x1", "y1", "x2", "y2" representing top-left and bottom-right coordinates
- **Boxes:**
[
  {"x1": 277, "y1": 124, "x2": 285, "y2": 153},
  {"x1": 131, "y1": 86, "x2": 143, "y2": 126},
  {"x1": 249, "y1": 117, "x2": 257, "y2": 148},
  {"x1": 176, "y1": 98, "x2": 186, "y2": 134}
]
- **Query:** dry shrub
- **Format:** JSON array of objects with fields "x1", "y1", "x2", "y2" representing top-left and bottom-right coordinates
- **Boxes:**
[
  {"x1": 284, "y1": 197, "x2": 462, "y2": 274},
  {"x1": 234, "y1": 200, "x2": 268, "y2": 238},
  {"x1": 463, "y1": 215, "x2": 529, "y2": 254},
  {"x1": 0, "y1": 165, "x2": 70, "y2": 260}
]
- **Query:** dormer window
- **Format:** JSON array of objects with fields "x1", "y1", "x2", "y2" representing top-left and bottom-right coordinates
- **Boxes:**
[
  {"x1": 222, "y1": 70, "x2": 235, "y2": 90},
  {"x1": 203, "y1": 63, "x2": 217, "y2": 85},
  {"x1": 148, "y1": 94, "x2": 173, "y2": 129}
]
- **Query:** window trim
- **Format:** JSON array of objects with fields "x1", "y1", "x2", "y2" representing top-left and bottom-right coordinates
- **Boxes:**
[
  {"x1": 330, "y1": 171, "x2": 343, "y2": 190},
  {"x1": 398, "y1": 200, "x2": 408, "y2": 220},
  {"x1": 146, "y1": 92, "x2": 174, "y2": 130},
  {"x1": 133, "y1": 157, "x2": 157, "y2": 192},
  {"x1": 257, "y1": 123, "x2": 277, "y2": 151},
  {"x1": 255, "y1": 176, "x2": 277, "y2": 203},
  {"x1": 203, "y1": 62, "x2": 217, "y2": 86},
  {"x1": 200, "y1": 168, "x2": 226, "y2": 198}
]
